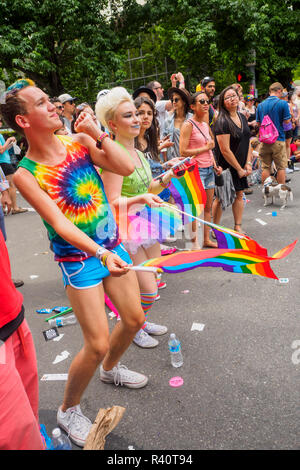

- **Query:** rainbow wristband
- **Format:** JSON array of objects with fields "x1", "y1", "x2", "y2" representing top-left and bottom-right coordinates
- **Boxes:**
[
  {"x1": 101, "y1": 253, "x2": 110, "y2": 268},
  {"x1": 96, "y1": 132, "x2": 109, "y2": 149}
]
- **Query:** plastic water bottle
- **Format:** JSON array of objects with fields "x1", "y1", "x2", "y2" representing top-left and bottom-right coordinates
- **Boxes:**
[
  {"x1": 50, "y1": 428, "x2": 72, "y2": 450},
  {"x1": 242, "y1": 193, "x2": 247, "y2": 207},
  {"x1": 168, "y1": 333, "x2": 183, "y2": 368},
  {"x1": 48, "y1": 314, "x2": 77, "y2": 328}
]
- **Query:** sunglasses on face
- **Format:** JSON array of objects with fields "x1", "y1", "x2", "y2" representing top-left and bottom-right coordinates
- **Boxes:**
[
  {"x1": 196, "y1": 99, "x2": 210, "y2": 105},
  {"x1": 171, "y1": 97, "x2": 181, "y2": 103},
  {"x1": 174, "y1": 164, "x2": 195, "y2": 177},
  {"x1": 56, "y1": 105, "x2": 63, "y2": 110}
]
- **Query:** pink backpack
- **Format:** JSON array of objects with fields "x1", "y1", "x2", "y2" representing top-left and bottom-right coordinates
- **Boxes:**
[{"x1": 259, "y1": 101, "x2": 279, "y2": 144}]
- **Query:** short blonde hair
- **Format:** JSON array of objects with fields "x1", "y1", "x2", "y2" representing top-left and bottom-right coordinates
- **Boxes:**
[{"x1": 95, "y1": 87, "x2": 133, "y2": 131}]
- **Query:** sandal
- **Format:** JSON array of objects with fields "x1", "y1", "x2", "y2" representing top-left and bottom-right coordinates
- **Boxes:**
[
  {"x1": 234, "y1": 224, "x2": 248, "y2": 236},
  {"x1": 12, "y1": 208, "x2": 28, "y2": 214}
]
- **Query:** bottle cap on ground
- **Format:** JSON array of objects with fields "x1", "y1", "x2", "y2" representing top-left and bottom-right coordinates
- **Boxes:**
[
  {"x1": 169, "y1": 376, "x2": 184, "y2": 387},
  {"x1": 52, "y1": 428, "x2": 62, "y2": 438}
]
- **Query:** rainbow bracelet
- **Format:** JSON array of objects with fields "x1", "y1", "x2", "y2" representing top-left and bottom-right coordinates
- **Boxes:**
[
  {"x1": 96, "y1": 132, "x2": 109, "y2": 149},
  {"x1": 101, "y1": 253, "x2": 110, "y2": 268}
]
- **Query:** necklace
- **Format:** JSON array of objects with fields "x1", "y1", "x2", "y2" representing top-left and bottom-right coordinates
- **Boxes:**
[
  {"x1": 116, "y1": 141, "x2": 151, "y2": 191},
  {"x1": 134, "y1": 151, "x2": 151, "y2": 190}
]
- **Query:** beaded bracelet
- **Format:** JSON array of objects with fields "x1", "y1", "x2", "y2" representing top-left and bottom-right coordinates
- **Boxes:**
[
  {"x1": 159, "y1": 176, "x2": 171, "y2": 188},
  {"x1": 96, "y1": 132, "x2": 109, "y2": 149}
]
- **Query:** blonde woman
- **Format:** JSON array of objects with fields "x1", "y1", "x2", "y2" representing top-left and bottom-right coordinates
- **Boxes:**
[{"x1": 96, "y1": 87, "x2": 179, "y2": 348}]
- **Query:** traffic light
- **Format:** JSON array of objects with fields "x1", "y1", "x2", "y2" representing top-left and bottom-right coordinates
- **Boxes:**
[{"x1": 236, "y1": 72, "x2": 247, "y2": 82}]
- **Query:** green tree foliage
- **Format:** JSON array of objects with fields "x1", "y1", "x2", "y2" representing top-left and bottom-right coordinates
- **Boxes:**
[
  {"x1": 0, "y1": 0, "x2": 299, "y2": 99},
  {"x1": 0, "y1": 0, "x2": 129, "y2": 100},
  {"x1": 119, "y1": 0, "x2": 300, "y2": 93}
]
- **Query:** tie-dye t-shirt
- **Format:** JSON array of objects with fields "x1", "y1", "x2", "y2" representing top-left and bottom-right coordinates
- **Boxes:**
[{"x1": 18, "y1": 135, "x2": 119, "y2": 261}]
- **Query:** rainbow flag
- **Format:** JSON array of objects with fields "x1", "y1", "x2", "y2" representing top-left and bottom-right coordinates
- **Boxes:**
[
  {"x1": 169, "y1": 165, "x2": 206, "y2": 223},
  {"x1": 140, "y1": 240, "x2": 297, "y2": 280},
  {"x1": 212, "y1": 226, "x2": 268, "y2": 256},
  {"x1": 117, "y1": 204, "x2": 182, "y2": 244}
]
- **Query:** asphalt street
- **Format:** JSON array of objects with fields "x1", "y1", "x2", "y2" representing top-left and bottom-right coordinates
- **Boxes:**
[{"x1": 5, "y1": 168, "x2": 300, "y2": 451}]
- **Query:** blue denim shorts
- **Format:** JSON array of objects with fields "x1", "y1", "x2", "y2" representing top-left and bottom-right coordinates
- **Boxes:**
[
  {"x1": 58, "y1": 243, "x2": 132, "y2": 289},
  {"x1": 198, "y1": 165, "x2": 215, "y2": 189}
]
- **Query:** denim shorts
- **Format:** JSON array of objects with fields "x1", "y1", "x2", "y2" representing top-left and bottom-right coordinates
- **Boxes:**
[
  {"x1": 198, "y1": 165, "x2": 215, "y2": 189},
  {"x1": 58, "y1": 243, "x2": 132, "y2": 289}
]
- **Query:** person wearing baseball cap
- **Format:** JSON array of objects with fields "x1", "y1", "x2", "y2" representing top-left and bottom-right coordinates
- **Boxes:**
[
  {"x1": 58, "y1": 93, "x2": 77, "y2": 133},
  {"x1": 245, "y1": 94, "x2": 257, "y2": 130},
  {"x1": 196, "y1": 77, "x2": 217, "y2": 127}
]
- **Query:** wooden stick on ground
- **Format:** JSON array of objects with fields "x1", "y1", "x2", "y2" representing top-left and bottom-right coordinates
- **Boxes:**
[{"x1": 83, "y1": 406, "x2": 126, "y2": 450}]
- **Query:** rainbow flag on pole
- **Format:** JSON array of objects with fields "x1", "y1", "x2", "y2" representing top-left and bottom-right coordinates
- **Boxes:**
[
  {"x1": 169, "y1": 165, "x2": 206, "y2": 223},
  {"x1": 140, "y1": 240, "x2": 297, "y2": 280}
]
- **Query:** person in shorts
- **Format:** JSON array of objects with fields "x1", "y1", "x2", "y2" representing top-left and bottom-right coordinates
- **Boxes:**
[
  {"x1": 256, "y1": 82, "x2": 291, "y2": 183},
  {"x1": 1, "y1": 79, "x2": 149, "y2": 448}
]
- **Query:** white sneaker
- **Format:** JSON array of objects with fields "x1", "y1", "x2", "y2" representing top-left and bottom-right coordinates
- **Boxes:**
[
  {"x1": 144, "y1": 321, "x2": 168, "y2": 336},
  {"x1": 293, "y1": 166, "x2": 300, "y2": 171},
  {"x1": 154, "y1": 294, "x2": 161, "y2": 301},
  {"x1": 57, "y1": 404, "x2": 92, "y2": 448},
  {"x1": 100, "y1": 363, "x2": 148, "y2": 388},
  {"x1": 133, "y1": 328, "x2": 159, "y2": 348}
]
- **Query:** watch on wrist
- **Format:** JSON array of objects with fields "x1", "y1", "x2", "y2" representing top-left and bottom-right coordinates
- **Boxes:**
[{"x1": 95, "y1": 246, "x2": 107, "y2": 261}]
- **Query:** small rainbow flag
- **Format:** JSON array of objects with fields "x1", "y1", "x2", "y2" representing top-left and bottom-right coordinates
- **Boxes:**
[
  {"x1": 169, "y1": 165, "x2": 207, "y2": 223},
  {"x1": 140, "y1": 240, "x2": 297, "y2": 280},
  {"x1": 117, "y1": 204, "x2": 182, "y2": 244}
]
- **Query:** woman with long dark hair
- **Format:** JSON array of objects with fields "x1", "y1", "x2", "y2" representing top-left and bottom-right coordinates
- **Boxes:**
[
  {"x1": 213, "y1": 85, "x2": 252, "y2": 233},
  {"x1": 162, "y1": 88, "x2": 192, "y2": 161},
  {"x1": 134, "y1": 96, "x2": 175, "y2": 184}
]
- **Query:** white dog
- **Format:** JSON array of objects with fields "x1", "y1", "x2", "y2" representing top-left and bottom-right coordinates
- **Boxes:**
[{"x1": 262, "y1": 176, "x2": 293, "y2": 209}]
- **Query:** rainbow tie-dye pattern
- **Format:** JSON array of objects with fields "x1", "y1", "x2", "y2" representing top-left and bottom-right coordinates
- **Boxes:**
[{"x1": 18, "y1": 135, "x2": 119, "y2": 260}]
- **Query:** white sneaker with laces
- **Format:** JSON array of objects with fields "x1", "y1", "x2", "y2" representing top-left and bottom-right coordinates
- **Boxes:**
[
  {"x1": 100, "y1": 363, "x2": 148, "y2": 388},
  {"x1": 144, "y1": 321, "x2": 168, "y2": 336},
  {"x1": 57, "y1": 404, "x2": 92, "y2": 448},
  {"x1": 133, "y1": 328, "x2": 159, "y2": 348}
]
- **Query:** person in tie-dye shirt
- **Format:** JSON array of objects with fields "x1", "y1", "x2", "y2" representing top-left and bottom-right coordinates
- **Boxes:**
[{"x1": 1, "y1": 79, "x2": 149, "y2": 448}]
